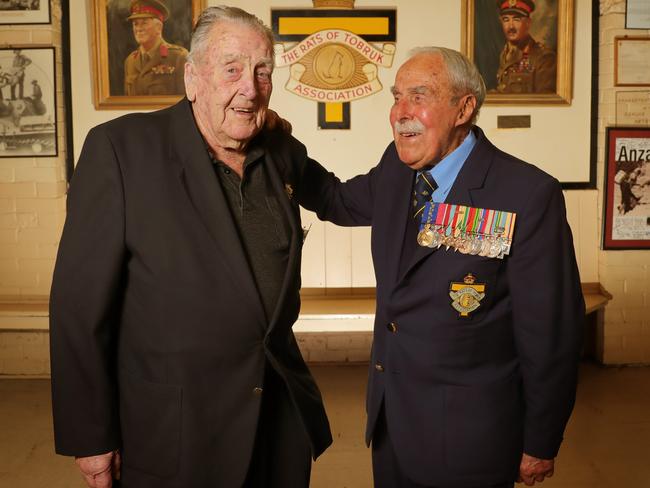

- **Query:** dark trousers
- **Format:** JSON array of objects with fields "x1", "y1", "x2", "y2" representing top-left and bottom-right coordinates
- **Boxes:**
[
  {"x1": 243, "y1": 366, "x2": 312, "y2": 488},
  {"x1": 372, "y1": 405, "x2": 514, "y2": 488}
]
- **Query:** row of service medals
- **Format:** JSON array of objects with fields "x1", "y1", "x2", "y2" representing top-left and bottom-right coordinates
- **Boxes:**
[{"x1": 416, "y1": 201, "x2": 516, "y2": 259}]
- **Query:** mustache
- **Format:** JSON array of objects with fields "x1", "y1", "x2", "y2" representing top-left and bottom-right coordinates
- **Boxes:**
[
  {"x1": 394, "y1": 119, "x2": 425, "y2": 134},
  {"x1": 507, "y1": 28, "x2": 518, "y2": 34}
]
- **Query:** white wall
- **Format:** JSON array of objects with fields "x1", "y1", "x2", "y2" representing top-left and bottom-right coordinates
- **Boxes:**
[{"x1": 70, "y1": 0, "x2": 597, "y2": 287}]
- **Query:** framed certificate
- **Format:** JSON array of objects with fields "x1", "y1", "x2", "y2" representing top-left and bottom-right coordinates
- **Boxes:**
[{"x1": 614, "y1": 37, "x2": 650, "y2": 86}]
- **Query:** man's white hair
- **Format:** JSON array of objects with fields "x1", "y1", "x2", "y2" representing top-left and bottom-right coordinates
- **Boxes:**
[
  {"x1": 408, "y1": 46, "x2": 486, "y2": 124},
  {"x1": 188, "y1": 6, "x2": 275, "y2": 66}
]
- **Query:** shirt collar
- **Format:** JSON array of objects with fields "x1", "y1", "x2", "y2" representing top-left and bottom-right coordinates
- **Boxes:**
[
  {"x1": 421, "y1": 129, "x2": 477, "y2": 201},
  {"x1": 140, "y1": 38, "x2": 162, "y2": 58}
]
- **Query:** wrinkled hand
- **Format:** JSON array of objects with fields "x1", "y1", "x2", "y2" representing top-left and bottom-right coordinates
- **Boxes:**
[
  {"x1": 75, "y1": 450, "x2": 121, "y2": 488},
  {"x1": 265, "y1": 109, "x2": 292, "y2": 134},
  {"x1": 518, "y1": 453, "x2": 554, "y2": 486}
]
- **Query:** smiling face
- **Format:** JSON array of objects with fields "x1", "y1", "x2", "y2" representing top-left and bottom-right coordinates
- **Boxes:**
[
  {"x1": 500, "y1": 14, "x2": 531, "y2": 45},
  {"x1": 132, "y1": 17, "x2": 162, "y2": 51},
  {"x1": 389, "y1": 53, "x2": 474, "y2": 171},
  {"x1": 184, "y1": 21, "x2": 273, "y2": 153}
]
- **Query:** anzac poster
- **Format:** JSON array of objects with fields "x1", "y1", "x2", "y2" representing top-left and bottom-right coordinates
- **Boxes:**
[{"x1": 604, "y1": 128, "x2": 650, "y2": 249}]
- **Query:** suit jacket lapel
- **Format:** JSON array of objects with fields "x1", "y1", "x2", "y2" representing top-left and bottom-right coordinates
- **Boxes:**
[
  {"x1": 262, "y1": 148, "x2": 301, "y2": 331},
  {"x1": 379, "y1": 155, "x2": 414, "y2": 290},
  {"x1": 400, "y1": 127, "x2": 494, "y2": 279},
  {"x1": 167, "y1": 99, "x2": 266, "y2": 330}
]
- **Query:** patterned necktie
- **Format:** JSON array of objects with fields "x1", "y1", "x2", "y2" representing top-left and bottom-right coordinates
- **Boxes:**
[{"x1": 412, "y1": 171, "x2": 437, "y2": 220}]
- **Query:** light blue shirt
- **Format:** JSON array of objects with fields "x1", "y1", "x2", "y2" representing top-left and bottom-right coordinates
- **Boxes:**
[{"x1": 419, "y1": 129, "x2": 477, "y2": 203}]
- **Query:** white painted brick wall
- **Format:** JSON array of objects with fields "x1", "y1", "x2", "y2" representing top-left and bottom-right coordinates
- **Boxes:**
[
  {"x1": 296, "y1": 332, "x2": 373, "y2": 364},
  {"x1": 0, "y1": 331, "x2": 50, "y2": 376},
  {"x1": 596, "y1": 1, "x2": 650, "y2": 364},
  {"x1": 0, "y1": 1, "x2": 66, "y2": 301}
]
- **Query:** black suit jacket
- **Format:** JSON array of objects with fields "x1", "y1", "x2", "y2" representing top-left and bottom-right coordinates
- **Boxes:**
[
  {"x1": 299, "y1": 127, "x2": 584, "y2": 487},
  {"x1": 50, "y1": 99, "x2": 331, "y2": 487}
]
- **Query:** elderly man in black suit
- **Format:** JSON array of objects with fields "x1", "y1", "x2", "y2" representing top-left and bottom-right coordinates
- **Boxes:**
[
  {"x1": 298, "y1": 46, "x2": 584, "y2": 487},
  {"x1": 50, "y1": 6, "x2": 331, "y2": 488}
]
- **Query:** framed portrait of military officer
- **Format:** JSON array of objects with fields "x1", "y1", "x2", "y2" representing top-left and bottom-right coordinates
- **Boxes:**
[
  {"x1": 91, "y1": 0, "x2": 204, "y2": 109},
  {"x1": 461, "y1": 0, "x2": 574, "y2": 104}
]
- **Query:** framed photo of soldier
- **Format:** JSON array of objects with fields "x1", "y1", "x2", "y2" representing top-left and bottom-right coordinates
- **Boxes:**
[
  {"x1": 603, "y1": 127, "x2": 650, "y2": 250},
  {"x1": 0, "y1": 0, "x2": 50, "y2": 25},
  {"x1": 91, "y1": 0, "x2": 204, "y2": 109},
  {"x1": 461, "y1": 0, "x2": 574, "y2": 105},
  {"x1": 0, "y1": 46, "x2": 57, "y2": 157}
]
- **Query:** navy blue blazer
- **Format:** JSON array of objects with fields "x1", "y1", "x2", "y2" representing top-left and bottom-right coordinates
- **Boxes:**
[{"x1": 298, "y1": 126, "x2": 584, "y2": 487}]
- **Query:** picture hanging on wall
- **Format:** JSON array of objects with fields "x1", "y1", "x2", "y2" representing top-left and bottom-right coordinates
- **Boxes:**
[
  {"x1": 603, "y1": 127, "x2": 650, "y2": 250},
  {"x1": 461, "y1": 0, "x2": 574, "y2": 105},
  {"x1": 91, "y1": 0, "x2": 205, "y2": 110},
  {"x1": 0, "y1": 46, "x2": 57, "y2": 158},
  {"x1": 625, "y1": 0, "x2": 650, "y2": 29},
  {"x1": 0, "y1": 0, "x2": 50, "y2": 25}
]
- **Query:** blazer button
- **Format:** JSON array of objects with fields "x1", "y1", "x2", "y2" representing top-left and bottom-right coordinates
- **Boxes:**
[
  {"x1": 252, "y1": 387, "x2": 263, "y2": 395},
  {"x1": 387, "y1": 322, "x2": 397, "y2": 333},
  {"x1": 374, "y1": 363, "x2": 385, "y2": 372}
]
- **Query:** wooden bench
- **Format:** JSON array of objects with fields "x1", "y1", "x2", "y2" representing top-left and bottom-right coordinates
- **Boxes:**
[
  {"x1": 0, "y1": 283, "x2": 611, "y2": 339},
  {"x1": 297, "y1": 283, "x2": 611, "y2": 341}
]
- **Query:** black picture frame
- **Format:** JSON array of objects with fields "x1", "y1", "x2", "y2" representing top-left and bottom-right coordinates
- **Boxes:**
[
  {"x1": 0, "y1": 46, "x2": 57, "y2": 158},
  {"x1": 0, "y1": 0, "x2": 50, "y2": 25}
]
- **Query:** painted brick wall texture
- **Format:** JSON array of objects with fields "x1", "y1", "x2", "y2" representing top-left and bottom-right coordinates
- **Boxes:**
[
  {"x1": 2, "y1": 1, "x2": 650, "y2": 375},
  {"x1": 0, "y1": 1, "x2": 66, "y2": 299},
  {"x1": 0, "y1": 331, "x2": 50, "y2": 376},
  {"x1": 597, "y1": 6, "x2": 650, "y2": 365}
]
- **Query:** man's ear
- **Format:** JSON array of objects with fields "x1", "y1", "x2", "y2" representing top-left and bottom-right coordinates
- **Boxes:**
[
  {"x1": 456, "y1": 94, "x2": 477, "y2": 126},
  {"x1": 184, "y1": 62, "x2": 197, "y2": 102}
]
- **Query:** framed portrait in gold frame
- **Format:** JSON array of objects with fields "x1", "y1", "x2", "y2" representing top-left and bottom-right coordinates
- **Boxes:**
[
  {"x1": 91, "y1": 0, "x2": 204, "y2": 110},
  {"x1": 461, "y1": 0, "x2": 574, "y2": 105}
]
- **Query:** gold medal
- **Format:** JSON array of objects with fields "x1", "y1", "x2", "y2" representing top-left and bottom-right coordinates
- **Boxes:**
[{"x1": 417, "y1": 227, "x2": 435, "y2": 247}]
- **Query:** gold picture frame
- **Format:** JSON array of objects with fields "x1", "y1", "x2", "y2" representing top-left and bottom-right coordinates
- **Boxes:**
[
  {"x1": 91, "y1": 0, "x2": 204, "y2": 110},
  {"x1": 461, "y1": 0, "x2": 574, "y2": 105}
]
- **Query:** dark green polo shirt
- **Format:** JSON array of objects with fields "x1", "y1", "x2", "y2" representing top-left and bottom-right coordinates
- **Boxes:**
[{"x1": 210, "y1": 146, "x2": 291, "y2": 324}]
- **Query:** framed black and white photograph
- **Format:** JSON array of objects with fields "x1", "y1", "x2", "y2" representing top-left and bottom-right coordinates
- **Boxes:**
[
  {"x1": 0, "y1": 47, "x2": 57, "y2": 157},
  {"x1": 603, "y1": 127, "x2": 650, "y2": 250},
  {"x1": 0, "y1": 0, "x2": 51, "y2": 25}
]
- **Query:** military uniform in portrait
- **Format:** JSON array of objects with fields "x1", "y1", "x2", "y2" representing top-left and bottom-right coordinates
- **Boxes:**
[{"x1": 124, "y1": 40, "x2": 187, "y2": 96}]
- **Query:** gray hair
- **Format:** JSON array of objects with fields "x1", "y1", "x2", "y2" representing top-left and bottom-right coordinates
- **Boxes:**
[
  {"x1": 187, "y1": 6, "x2": 275, "y2": 65},
  {"x1": 408, "y1": 46, "x2": 486, "y2": 124}
]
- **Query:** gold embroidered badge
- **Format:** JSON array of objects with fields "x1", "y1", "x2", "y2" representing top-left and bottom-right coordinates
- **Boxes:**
[{"x1": 449, "y1": 273, "x2": 486, "y2": 318}]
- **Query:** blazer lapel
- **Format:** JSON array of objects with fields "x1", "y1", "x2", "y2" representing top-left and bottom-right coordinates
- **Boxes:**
[
  {"x1": 167, "y1": 100, "x2": 266, "y2": 330},
  {"x1": 379, "y1": 156, "x2": 414, "y2": 290},
  {"x1": 261, "y1": 148, "x2": 301, "y2": 331},
  {"x1": 400, "y1": 127, "x2": 494, "y2": 279}
]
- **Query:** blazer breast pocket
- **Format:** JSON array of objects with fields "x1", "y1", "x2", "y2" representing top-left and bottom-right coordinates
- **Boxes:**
[
  {"x1": 437, "y1": 254, "x2": 504, "y2": 326},
  {"x1": 119, "y1": 369, "x2": 182, "y2": 478}
]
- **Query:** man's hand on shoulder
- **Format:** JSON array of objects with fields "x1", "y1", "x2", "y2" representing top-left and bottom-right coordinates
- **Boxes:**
[
  {"x1": 75, "y1": 450, "x2": 121, "y2": 488},
  {"x1": 518, "y1": 453, "x2": 554, "y2": 486},
  {"x1": 265, "y1": 109, "x2": 292, "y2": 135}
]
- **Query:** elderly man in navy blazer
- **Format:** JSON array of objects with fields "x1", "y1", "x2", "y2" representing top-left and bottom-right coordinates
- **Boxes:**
[{"x1": 298, "y1": 46, "x2": 584, "y2": 487}]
